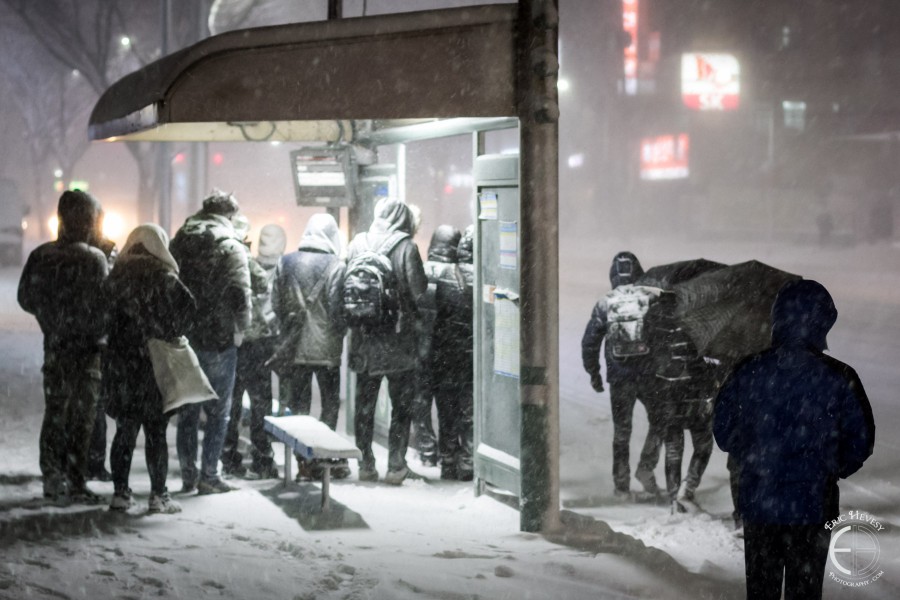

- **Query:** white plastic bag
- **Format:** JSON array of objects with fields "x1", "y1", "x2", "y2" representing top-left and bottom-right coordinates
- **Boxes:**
[{"x1": 146, "y1": 336, "x2": 218, "y2": 413}]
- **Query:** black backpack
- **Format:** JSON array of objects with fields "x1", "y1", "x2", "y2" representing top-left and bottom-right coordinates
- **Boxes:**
[{"x1": 342, "y1": 232, "x2": 406, "y2": 329}]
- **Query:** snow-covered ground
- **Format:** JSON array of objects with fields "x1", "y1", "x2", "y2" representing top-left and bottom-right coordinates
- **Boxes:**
[{"x1": 1, "y1": 233, "x2": 898, "y2": 599}]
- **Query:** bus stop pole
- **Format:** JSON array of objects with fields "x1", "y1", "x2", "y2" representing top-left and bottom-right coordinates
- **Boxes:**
[{"x1": 517, "y1": 0, "x2": 561, "y2": 533}]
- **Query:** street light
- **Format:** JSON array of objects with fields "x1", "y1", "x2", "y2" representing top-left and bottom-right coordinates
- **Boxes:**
[{"x1": 120, "y1": 36, "x2": 132, "y2": 48}]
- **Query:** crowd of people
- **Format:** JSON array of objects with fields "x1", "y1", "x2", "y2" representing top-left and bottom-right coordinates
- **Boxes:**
[
  {"x1": 18, "y1": 187, "x2": 877, "y2": 599},
  {"x1": 18, "y1": 188, "x2": 475, "y2": 514}
]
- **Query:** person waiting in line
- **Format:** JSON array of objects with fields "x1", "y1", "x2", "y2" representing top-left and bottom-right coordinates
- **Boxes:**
[
  {"x1": 714, "y1": 280, "x2": 875, "y2": 599},
  {"x1": 424, "y1": 225, "x2": 475, "y2": 481},
  {"x1": 18, "y1": 189, "x2": 110, "y2": 505},
  {"x1": 451, "y1": 225, "x2": 475, "y2": 481},
  {"x1": 410, "y1": 233, "x2": 443, "y2": 468},
  {"x1": 105, "y1": 224, "x2": 196, "y2": 514},
  {"x1": 433, "y1": 224, "x2": 475, "y2": 481},
  {"x1": 346, "y1": 198, "x2": 428, "y2": 485},
  {"x1": 170, "y1": 190, "x2": 252, "y2": 495},
  {"x1": 581, "y1": 251, "x2": 663, "y2": 498},
  {"x1": 271, "y1": 213, "x2": 349, "y2": 480},
  {"x1": 221, "y1": 221, "x2": 286, "y2": 480}
]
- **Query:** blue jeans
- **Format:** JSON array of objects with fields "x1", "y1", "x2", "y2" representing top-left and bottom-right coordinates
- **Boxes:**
[{"x1": 176, "y1": 346, "x2": 237, "y2": 484}]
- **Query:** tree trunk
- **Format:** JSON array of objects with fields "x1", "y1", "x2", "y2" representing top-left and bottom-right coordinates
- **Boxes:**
[{"x1": 127, "y1": 142, "x2": 161, "y2": 225}]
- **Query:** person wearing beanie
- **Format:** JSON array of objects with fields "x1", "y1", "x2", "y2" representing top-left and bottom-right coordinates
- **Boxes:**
[
  {"x1": 221, "y1": 222, "x2": 286, "y2": 479},
  {"x1": 169, "y1": 189, "x2": 251, "y2": 495},
  {"x1": 18, "y1": 189, "x2": 110, "y2": 505}
]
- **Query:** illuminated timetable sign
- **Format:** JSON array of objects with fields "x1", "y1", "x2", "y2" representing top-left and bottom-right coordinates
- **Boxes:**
[
  {"x1": 681, "y1": 53, "x2": 740, "y2": 111},
  {"x1": 622, "y1": 0, "x2": 638, "y2": 95},
  {"x1": 640, "y1": 134, "x2": 689, "y2": 180}
]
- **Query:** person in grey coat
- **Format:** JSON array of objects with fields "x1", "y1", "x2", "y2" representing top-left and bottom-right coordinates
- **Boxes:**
[
  {"x1": 272, "y1": 213, "x2": 348, "y2": 479},
  {"x1": 222, "y1": 221, "x2": 286, "y2": 479},
  {"x1": 347, "y1": 199, "x2": 428, "y2": 485}
]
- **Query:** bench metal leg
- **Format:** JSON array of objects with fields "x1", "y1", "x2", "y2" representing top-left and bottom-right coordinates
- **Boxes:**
[
  {"x1": 321, "y1": 465, "x2": 331, "y2": 511},
  {"x1": 283, "y1": 445, "x2": 291, "y2": 487}
]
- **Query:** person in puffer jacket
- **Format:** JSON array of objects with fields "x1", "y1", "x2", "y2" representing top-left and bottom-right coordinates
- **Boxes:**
[
  {"x1": 714, "y1": 279, "x2": 875, "y2": 600},
  {"x1": 18, "y1": 189, "x2": 109, "y2": 505},
  {"x1": 272, "y1": 213, "x2": 349, "y2": 479},
  {"x1": 221, "y1": 222, "x2": 286, "y2": 479},
  {"x1": 411, "y1": 226, "x2": 461, "y2": 469},
  {"x1": 169, "y1": 190, "x2": 251, "y2": 495}
]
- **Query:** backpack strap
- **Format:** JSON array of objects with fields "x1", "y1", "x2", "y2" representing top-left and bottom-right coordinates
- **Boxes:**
[
  {"x1": 305, "y1": 258, "x2": 339, "y2": 305},
  {"x1": 372, "y1": 231, "x2": 409, "y2": 257}
]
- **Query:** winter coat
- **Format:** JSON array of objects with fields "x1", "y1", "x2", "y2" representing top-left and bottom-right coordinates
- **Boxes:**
[
  {"x1": 103, "y1": 227, "x2": 196, "y2": 420},
  {"x1": 643, "y1": 292, "x2": 723, "y2": 416},
  {"x1": 348, "y1": 200, "x2": 428, "y2": 376},
  {"x1": 272, "y1": 214, "x2": 346, "y2": 368},
  {"x1": 713, "y1": 279, "x2": 875, "y2": 525},
  {"x1": 244, "y1": 224, "x2": 286, "y2": 341},
  {"x1": 18, "y1": 190, "x2": 109, "y2": 353},
  {"x1": 581, "y1": 251, "x2": 649, "y2": 385},
  {"x1": 425, "y1": 226, "x2": 471, "y2": 386},
  {"x1": 169, "y1": 211, "x2": 251, "y2": 351}
]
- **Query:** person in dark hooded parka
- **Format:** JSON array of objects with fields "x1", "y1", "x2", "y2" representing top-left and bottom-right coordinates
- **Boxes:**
[
  {"x1": 18, "y1": 189, "x2": 109, "y2": 504},
  {"x1": 272, "y1": 213, "x2": 349, "y2": 478},
  {"x1": 714, "y1": 279, "x2": 875, "y2": 600},
  {"x1": 581, "y1": 251, "x2": 663, "y2": 497},
  {"x1": 347, "y1": 199, "x2": 428, "y2": 485},
  {"x1": 104, "y1": 224, "x2": 195, "y2": 514}
]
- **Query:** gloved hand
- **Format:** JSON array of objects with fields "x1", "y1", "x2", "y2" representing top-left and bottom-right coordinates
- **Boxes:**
[{"x1": 590, "y1": 373, "x2": 604, "y2": 393}]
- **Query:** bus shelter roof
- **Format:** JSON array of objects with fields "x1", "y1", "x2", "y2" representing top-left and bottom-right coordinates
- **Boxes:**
[{"x1": 88, "y1": 5, "x2": 518, "y2": 143}]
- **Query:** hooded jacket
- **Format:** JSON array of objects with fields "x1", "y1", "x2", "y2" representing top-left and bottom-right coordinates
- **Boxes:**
[
  {"x1": 243, "y1": 224, "x2": 287, "y2": 341},
  {"x1": 169, "y1": 210, "x2": 252, "y2": 351},
  {"x1": 18, "y1": 190, "x2": 109, "y2": 353},
  {"x1": 581, "y1": 251, "x2": 649, "y2": 385},
  {"x1": 714, "y1": 279, "x2": 875, "y2": 524},
  {"x1": 273, "y1": 214, "x2": 346, "y2": 367},
  {"x1": 103, "y1": 224, "x2": 196, "y2": 419},
  {"x1": 347, "y1": 199, "x2": 428, "y2": 375}
]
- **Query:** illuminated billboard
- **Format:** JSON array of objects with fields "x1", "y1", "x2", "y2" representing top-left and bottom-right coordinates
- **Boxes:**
[
  {"x1": 622, "y1": 0, "x2": 638, "y2": 95},
  {"x1": 640, "y1": 134, "x2": 689, "y2": 180},
  {"x1": 681, "y1": 53, "x2": 740, "y2": 111}
]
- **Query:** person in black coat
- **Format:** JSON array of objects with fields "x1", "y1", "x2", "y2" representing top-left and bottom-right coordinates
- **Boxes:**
[
  {"x1": 18, "y1": 189, "x2": 109, "y2": 504},
  {"x1": 643, "y1": 292, "x2": 721, "y2": 511},
  {"x1": 419, "y1": 225, "x2": 473, "y2": 480},
  {"x1": 714, "y1": 279, "x2": 875, "y2": 599},
  {"x1": 347, "y1": 199, "x2": 428, "y2": 485},
  {"x1": 581, "y1": 251, "x2": 662, "y2": 497},
  {"x1": 104, "y1": 224, "x2": 196, "y2": 514}
]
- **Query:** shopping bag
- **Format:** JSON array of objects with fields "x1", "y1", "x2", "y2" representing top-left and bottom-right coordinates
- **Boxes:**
[{"x1": 146, "y1": 336, "x2": 218, "y2": 413}]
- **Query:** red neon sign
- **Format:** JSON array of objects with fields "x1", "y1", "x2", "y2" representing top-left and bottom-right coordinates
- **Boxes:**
[
  {"x1": 640, "y1": 134, "x2": 690, "y2": 180},
  {"x1": 622, "y1": 0, "x2": 638, "y2": 95}
]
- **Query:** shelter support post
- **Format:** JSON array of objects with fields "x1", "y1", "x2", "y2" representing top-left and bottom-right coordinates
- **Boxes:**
[{"x1": 517, "y1": 0, "x2": 561, "y2": 533}]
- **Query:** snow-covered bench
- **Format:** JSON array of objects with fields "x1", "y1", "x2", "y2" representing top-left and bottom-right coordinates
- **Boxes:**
[{"x1": 263, "y1": 415, "x2": 362, "y2": 510}]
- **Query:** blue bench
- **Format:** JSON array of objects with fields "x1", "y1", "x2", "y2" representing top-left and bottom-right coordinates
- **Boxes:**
[{"x1": 263, "y1": 415, "x2": 362, "y2": 510}]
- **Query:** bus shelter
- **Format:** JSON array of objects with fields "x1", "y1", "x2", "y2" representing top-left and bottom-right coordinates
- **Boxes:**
[{"x1": 89, "y1": 2, "x2": 560, "y2": 533}]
